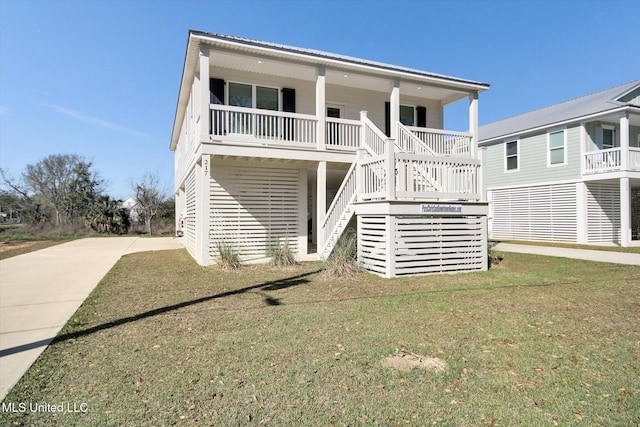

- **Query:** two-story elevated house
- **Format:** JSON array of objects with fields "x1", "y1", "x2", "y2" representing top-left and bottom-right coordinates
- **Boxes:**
[
  {"x1": 479, "y1": 81, "x2": 640, "y2": 247},
  {"x1": 170, "y1": 30, "x2": 490, "y2": 277}
]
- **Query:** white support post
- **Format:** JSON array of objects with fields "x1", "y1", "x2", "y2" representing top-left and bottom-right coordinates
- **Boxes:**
[
  {"x1": 385, "y1": 138, "x2": 396, "y2": 201},
  {"x1": 195, "y1": 155, "x2": 211, "y2": 265},
  {"x1": 620, "y1": 112, "x2": 630, "y2": 171},
  {"x1": 480, "y1": 215, "x2": 488, "y2": 271},
  {"x1": 316, "y1": 67, "x2": 326, "y2": 150},
  {"x1": 297, "y1": 168, "x2": 308, "y2": 257},
  {"x1": 576, "y1": 181, "x2": 588, "y2": 244},
  {"x1": 311, "y1": 176, "x2": 318, "y2": 245},
  {"x1": 317, "y1": 161, "x2": 327, "y2": 250},
  {"x1": 199, "y1": 47, "x2": 210, "y2": 142},
  {"x1": 479, "y1": 147, "x2": 487, "y2": 202},
  {"x1": 356, "y1": 148, "x2": 366, "y2": 202},
  {"x1": 469, "y1": 92, "x2": 479, "y2": 159},
  {"x1": 390, "y1": 80, "x2": 400, "y2": 140},
  {"x1": 620, "y1": 177, "x2": 631, "y2": 247},
  {"x1": 360, "y1": 110, "x2": 368, "y2": 147}
]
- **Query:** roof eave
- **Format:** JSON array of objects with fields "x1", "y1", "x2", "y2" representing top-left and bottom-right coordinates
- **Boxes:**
[{"x1": 479, "y1": 104, "x2": 640, "y2": 145}]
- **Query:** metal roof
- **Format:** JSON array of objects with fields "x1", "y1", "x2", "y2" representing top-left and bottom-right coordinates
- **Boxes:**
[
  {"x1": 479, "y1": 80, "x2": 640, "y2": 143},
  {"x1": 190, "y1": 30, "x2": 490, "y2": 90}
]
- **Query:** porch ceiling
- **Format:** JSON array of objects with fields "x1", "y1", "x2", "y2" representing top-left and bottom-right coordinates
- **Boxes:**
[{"x1": 210, "y1": 48, "x2": 474, "y2": 105}]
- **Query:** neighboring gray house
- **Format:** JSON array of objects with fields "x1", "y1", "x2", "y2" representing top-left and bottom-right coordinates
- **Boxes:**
[
  {"x1": 170, "y1": 30, "x2": 490, "y2": 277},
  {"x1": 479, "y1": 81, "x2": 640, "y2": 247}
]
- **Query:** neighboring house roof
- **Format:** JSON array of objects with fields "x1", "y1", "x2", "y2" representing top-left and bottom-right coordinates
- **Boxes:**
[{"x1": 479, "y1": 80, "x2": 640, "y2": 144}]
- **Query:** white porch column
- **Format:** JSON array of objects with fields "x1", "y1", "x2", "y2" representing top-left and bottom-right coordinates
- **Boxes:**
[
  {"x1": 195, "y1": 155, "x2": 211, "y2": 265},
  {"x1": 316, "y1": 161, "x2": 327, "y2": 250},
  {"x1": 620, "y1": 177, "x2": 631, "y2": 247},
  {"x1": 620, "y1": 111, "x2": 630, "y2": 171},
  {"x1": 199, "y1": 47, "x2": 210, "y2": 142},
  {"x1": 390, "y1": 80, "x2": 400, "y2": 140},
  {"x1": 316, "y1": 67, "x2": 326, "y2": 150},
  {"x1": 385, "y1": 138, "x2": 396, "y2": 201},
  {"x1": 297, "y1": 168, "x2": 308, "y2": 257},
  {"x1": 311, "y1": 174, "x2": 318, "y2": 245},
  {"x1": 469, "y1": 92, "x2": 479, "y2": 159},
  {"x1": 576, "y1": 181, "x2": 588, "y2": 244}
]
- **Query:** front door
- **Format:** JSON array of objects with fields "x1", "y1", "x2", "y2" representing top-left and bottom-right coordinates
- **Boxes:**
[{"x1": 327, "y1": 104, "x2": 344, "y2": 146}]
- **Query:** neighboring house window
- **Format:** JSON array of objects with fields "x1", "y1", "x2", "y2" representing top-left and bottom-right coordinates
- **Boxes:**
[
  {"x1": 400, "y1": 105, "x2": 415, "y2": 126},
  {"x1": 505, "y1": 140, "x2": 519, "y2": 171},
  {"x1": 548, "y1": 129, "x2": 566, "y2": 166}
]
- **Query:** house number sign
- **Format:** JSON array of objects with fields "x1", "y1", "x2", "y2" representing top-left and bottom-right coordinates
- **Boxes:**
[{"x1": 420, "y1": 204, "x2": 462, "y2": 213}]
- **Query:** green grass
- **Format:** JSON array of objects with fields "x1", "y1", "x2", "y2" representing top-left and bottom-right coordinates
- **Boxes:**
[{"x1": 1, "y1": 250, "x2": 639, "y2": 426}]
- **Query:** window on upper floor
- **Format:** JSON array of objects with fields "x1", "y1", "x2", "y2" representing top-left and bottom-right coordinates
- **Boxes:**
[
  {"x1": 505, "y1": 140, "x2": 519, "y2": 171},
  {"x1": 228, "y1": 82, "x2": 280, "y2": 111},
  {"x1": 602, "y1": 125, "x2": 617, "y2": 149},
  {"x1": 548, "y1": 129, "x2": 566, "y2": 166},
  {"x1": 400, "y1": 105, "x2": 415, "y2": 126}
]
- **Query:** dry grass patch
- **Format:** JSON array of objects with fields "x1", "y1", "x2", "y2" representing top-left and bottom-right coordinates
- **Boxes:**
[{"x1": 2, "y1": 249, "x2": 639, "y2": 426}]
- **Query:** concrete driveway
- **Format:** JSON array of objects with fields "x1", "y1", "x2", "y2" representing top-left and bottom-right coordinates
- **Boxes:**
[
  {"x1": 493, "y1": 243, "x2": 640, "y2": 266},
  {"x1": 0, "y1": 237, "x2": 183, "y2": 401}
]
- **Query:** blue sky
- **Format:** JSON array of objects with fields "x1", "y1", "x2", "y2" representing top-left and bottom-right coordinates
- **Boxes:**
[{"x1": 1, "y1": 0, "x2": 638, "y2": 199}]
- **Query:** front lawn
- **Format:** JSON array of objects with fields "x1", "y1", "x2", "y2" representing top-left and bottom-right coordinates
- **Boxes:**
[{"x1": 1, "y1": 250, "x2": 638, "y2": 426}]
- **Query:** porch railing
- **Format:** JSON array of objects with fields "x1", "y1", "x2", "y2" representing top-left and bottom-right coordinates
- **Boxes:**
[
  {"x1": 630, "y1": 147, "x2": 640, "y2": 170},
  {"x1": 358, "y1": 151, "x2": 481, "y2": 201},
  {"x1": 584, "y1": 147, "x2": 640, "y2": 174},
  {"x1": 406, "y1": 126, "x2": 473, "y2": 157},
  {"x1": 210, "y1": 104, "x2": 317, "y2": 147},
  {"x1": 326, "y1": 117, "x2": 361, "y2": 151}
]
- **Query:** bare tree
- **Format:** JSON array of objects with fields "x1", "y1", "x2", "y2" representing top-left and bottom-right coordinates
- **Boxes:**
[
  {"x1": 131, "y1": 173, "x2": 169, "y2": 235},
  {"x1": 19, "y1": 154, "x2": 102, "y2": 225}
]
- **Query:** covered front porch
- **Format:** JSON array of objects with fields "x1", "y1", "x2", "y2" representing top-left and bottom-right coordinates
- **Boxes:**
[{"x1": 582, "y1": 110, "x2": 640, "y2": 175}]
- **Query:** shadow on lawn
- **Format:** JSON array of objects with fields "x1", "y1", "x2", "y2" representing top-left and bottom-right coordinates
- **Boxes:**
[{"x1": 0, "y1": 269, "x2": 320, "y2": 358}]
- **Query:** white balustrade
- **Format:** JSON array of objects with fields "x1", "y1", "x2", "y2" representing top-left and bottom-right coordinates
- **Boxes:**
[
  {"x1": 407, "y1": 126, "x2": 473, "y2": 157},
  {"x1": 326, "y1": 118, "x2": 361, "y2": 150}
]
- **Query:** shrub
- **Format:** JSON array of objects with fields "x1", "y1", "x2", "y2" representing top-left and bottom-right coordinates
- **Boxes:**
[
  {"x1": 268, "y1": 241, "x2": 297, "y2": 268},
  {"x1": 216, "y1": 241, "x2": 241, "y2": 270},
  {"x1": 488, "y1": 240, "x2": 504, "y2": 268},
  {"x1": 323, "y1": 228, "x2": 361, "y2": 279}
]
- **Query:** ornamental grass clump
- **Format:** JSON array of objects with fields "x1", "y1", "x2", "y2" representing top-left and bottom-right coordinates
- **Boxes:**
[
  {"x1": 216, "y1": 241, "x2": 241, "y2": 270},
  {"x1": 323, "y1": 228, "x2": 361, "y2": 279},
  {"x1": 268, "y1": 241, "x2": 297, "y2": 268}
]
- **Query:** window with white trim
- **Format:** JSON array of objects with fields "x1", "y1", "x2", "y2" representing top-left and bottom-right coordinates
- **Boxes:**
[
  {"x1": 548, "y1": 129, "x2": 566, "y2": 166},
  {"x1": 400, "y1": 105, "x2": 415, "y2": 126},
  {"x1": 505, "y1": 140, "x2": 519, "y2": 171}
]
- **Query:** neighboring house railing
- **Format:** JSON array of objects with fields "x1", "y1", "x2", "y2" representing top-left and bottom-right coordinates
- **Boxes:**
[
  {"x1": 584, "y1": 148, "x2": 640, "y2": 174},
  {"x1": 630, "y1": 147, "x2": 640, "y2": 170}
]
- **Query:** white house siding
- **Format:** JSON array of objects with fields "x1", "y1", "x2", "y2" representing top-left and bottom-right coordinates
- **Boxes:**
[
  {"x1": 483, "y1": 125, "x2": 582, "y2": 189},
  {"x1": 184, "y1": 168, "x2": 198, "y2": 258},
  {"x1": 394, "y1": 216, "x2": 486, "y2": 275},
  {"x1": 586, "y1": 182, "x2": 621, "y2": 244},
  {"x1": 210, "y1": 68, "x2": 316, "y2": 116},
  {"x1": 207, "y1": 67, "x2": 444, "y2": 132},
  {"x1": 209, "y1": 164, "x2": 302, "y2": 262},
  {"x1": 489, "y1": 183, "x2": 577, "y2": 242}
]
